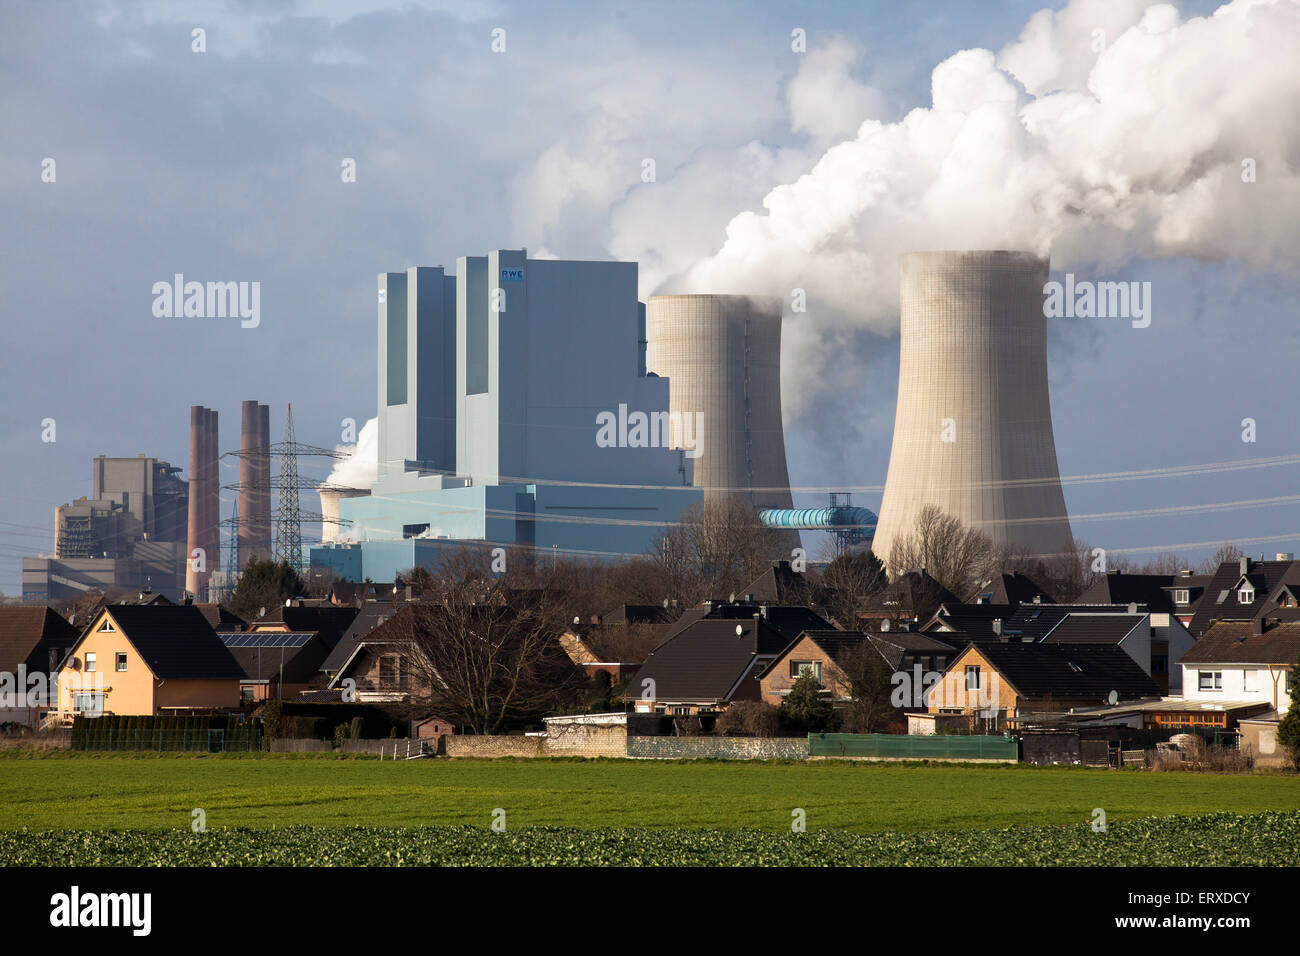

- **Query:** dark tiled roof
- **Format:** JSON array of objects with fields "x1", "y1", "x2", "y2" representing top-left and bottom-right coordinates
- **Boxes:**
[
  {"x1": 254, "y1": 605, "x2": 359, "y2": 651},
  {"x1": 320, "y1": 602, "x2": 400, "y2": 673},
  {"x1": 1006, "y1": 604, "x2": 1140, "y2": 642},
  {"x1": 967, "y1": 572, "x2": 1054, "y2": 605},
  {"x1": 95, "y1": 605, "x2": 244, "y2": 680},
  {"x1": 1187, "y1": 559, "x2": 1300, "y2": 637},
  {"x1": 740, "y1": 561, "x2": 825, "y2": 606},
  {"x1": 1181, "y1": 621, "x2": 1300, "y2": 666},
  {"x1": 0, "y1": 607, "x2": 78, "y2": 674},
  {"x1": 661, "y1": 602, "x2": 833, "y2": 647},
  {"x1": 225, "y1": 633, "x2": 332, "y2": 682},
  {"x1": 629, "y1": 617, "x2": 792, "y2": 704},
  {"x1": 927, "y1": 603, "x2": 1018, "y2": 641},
  {"x1": 1076, "y1": 573, "x2": 1178, "y2": 614},
  {"x1": 969, "y1": 642, "x2": 1159, "y2": 701},
  {"x1": 194, "y1": 604, "x2": 247, "y2": 632},
  {"x1": 1042, "y1": 614, "x2": 1143, "y2": 645},
  {"x1": 870, "y1": 570, "x2": 959, "y2": 615}
]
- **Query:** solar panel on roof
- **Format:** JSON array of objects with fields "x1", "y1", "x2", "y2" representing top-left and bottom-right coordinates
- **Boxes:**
[{"x1": 221, "y1": 632, "x2": 314, "y2": 648}]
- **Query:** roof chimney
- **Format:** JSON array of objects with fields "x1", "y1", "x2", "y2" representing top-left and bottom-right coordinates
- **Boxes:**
[
  {"x1": 1240, "y1": 556, "x2": 1250, "y2": 575},
  {"x1": 1252, "y1": 617, "x2": 1264, "y2": 636},
  {"x1": 992, "y1": 619, "x2": 1002, "y2": 636},
  {"x1": 881, "y1": 619, "x2": 891, "y2": 632},
  {"x1": 1127, "y1": 602, "x2": 1138, "y2": 614}
]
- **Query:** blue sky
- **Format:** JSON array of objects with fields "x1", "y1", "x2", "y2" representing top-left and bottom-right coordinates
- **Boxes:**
[{"x1": 1, "y1": 0, "x2": 1296, "y2": 592}]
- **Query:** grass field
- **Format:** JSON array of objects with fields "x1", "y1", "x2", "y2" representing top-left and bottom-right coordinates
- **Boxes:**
[{"x1": 1, "y1": 751, "x2": 1297, "y2": 833}]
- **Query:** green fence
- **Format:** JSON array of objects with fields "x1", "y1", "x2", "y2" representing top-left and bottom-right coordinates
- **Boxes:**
[
  {"x1": 809, "y1": 733, "x2": 1019, "y2": 761},
  {"x1": 70, "y1": 727, "x2": 263, "y2": 753}
]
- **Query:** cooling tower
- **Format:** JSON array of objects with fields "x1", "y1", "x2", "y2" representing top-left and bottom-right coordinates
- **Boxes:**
[
  {"x1": 645, "y1": 294, "x2": 794, "y2": 511},
  {"x1": 872, "y1": 251, "x2": 1074, "y2": 563},
  {"x1": 318, "y1": 487, "x2": 369, "y2": 544}
]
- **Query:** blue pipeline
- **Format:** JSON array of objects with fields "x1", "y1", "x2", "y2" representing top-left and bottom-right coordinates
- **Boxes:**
[{"x1": 757, "y1": 507, "x2": 878, "y2": 531}]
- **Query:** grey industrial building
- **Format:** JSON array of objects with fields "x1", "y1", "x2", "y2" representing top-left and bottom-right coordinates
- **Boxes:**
[{"x1": 22, "y1": 455, "x2": 190, "y2": 601}]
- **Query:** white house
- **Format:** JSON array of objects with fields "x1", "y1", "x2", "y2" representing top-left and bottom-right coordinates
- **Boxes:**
[{"x1": 1180, "y1": 620, "x2": 1300, "y2": 714}]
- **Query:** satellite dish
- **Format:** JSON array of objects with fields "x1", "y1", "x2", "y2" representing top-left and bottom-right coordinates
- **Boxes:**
[
  {"x1": 1108, "y1": 690, "x2": 1119, "y2": 706},
  {"x1": 735, "y1": 624, "x2": 744, "y2": 636},
  {"x1": 573, "y1": 616, "x2": 580, "y2": 625}
]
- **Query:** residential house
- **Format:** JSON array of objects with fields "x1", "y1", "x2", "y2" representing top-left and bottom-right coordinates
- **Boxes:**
[
  {"x1": 0, "y1": 607, "x2": 79, "y2": 729},
  {"x1": 757, "y1": 628, "x2": 955, "y2": 714},
  {"x1": 916, "y1": 640, "x2": 1160, "y2": 733},
  {"x1": 54, "y1": 604, "x2": 243, "y2": 718},
  {"x1": 1178, "y1": 619, "x2": 1300, "y2": 717},
  {"x1": 1186, "y1": 554, "x2": 1300, "y2": 637},
  {"x1": 221, "y1": 630, "x2": 337, "y2": 703}
]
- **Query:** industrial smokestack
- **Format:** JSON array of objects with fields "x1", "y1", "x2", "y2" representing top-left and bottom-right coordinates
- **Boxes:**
[
  {"x1": 239, "y1": 401, "x2": 272, "y2": 568},
  {"x1": 645, "y1": 294, "x2": 794, "y2": 511},
  {"x1": 258, "y1": 402, "x2": 271, "y2": 559},
  {"x1": 185, "y1": 405, "x2": 219, "y2": 599},
  {"x1": 872, "y1": 251, "x2": 1074, "y2": 561},
  {"x1": 185, "y1": 406, "x2": 204, "y2": 597},
  {"x1": 205, "y1": 407, "x2": 219, "y2": 577}
]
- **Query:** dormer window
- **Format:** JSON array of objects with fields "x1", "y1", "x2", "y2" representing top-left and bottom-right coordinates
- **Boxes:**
[
  {"x1": 1239, "y1": 586, "x2": 1255, "y2": 604},
  {"x1": 1174, "y1": 589, "x2": 1189, "y2": 605}
]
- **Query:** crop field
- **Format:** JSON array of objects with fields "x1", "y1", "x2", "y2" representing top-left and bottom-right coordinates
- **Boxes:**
[
  {"x1": 1, "y1": 752, "x2": 1296, "y2": 865},
  {"x1": 2, "y1": 812, "x2": 1298, "y2": 866}
]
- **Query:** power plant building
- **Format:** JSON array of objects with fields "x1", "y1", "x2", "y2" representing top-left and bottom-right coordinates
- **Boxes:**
[
  {"x1": 871, "y1": 251, "x2": 1074, "y2": 562},
  {"x1": 310, "y1": 250, "x2": 701, "y2": 583},
  {"x1": 22, "y1": 455, "x2": 190, "y2": 601}
]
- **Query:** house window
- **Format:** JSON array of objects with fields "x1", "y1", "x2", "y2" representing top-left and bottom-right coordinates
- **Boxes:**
[
  {"x1": 84, "y1": 652, "x2": 96, "y2": 672},
  {"x1": 789, "y1": 660, "x2": 822, "y2": 682},
  {"x1": 378, "y1": 655, "x2": 403, "y2": 688},
  {"x1": 1243, "y1": 670, "x2": 1256, "y2": 693},
  {"x1": 1238, "y1": 586, "x2": 1255, "y2": 604},
  {"x1": 965, "y1": 665, "x2": 981, "y2": 690},
  {"x1": 1198, "y1": 671, "x2": 1222, "y2": 692},
  {"x1": 1152, "y1": 656, "x2": 1168, "y2": 674},
  {"x1": 115, "y1": 652, "x2": 127, "y2": 672},
  {"x1": 1174, "y1": 589, "x2": 1189, "y2": 605},
  {"x1": 73, "y1": 692, "x2": 104, "y2": 715},
  {"x1": 96, "y1": 620, "x2": 114, "y2": 631}
]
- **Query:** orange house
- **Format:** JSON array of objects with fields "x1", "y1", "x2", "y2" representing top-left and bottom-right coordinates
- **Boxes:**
[{"x1": 55, "y1": 604, "x2": 243, "y2": 718}]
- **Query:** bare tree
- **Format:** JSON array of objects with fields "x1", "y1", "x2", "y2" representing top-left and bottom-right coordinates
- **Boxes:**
[
  {"x1": 650, "y1": 497, "x2": 787, "y2": 606},
  {"x1": 837, "y1": 642, "x2": 897, "y2": 734},
  {"x1": 394, "y1": 547, "x2": 587, "y2": 734},
  {"x1": 818, "y1": 550, "x2": 887, "y2": 627},
  {"x1": 886, "y1": 504, "x2": 997, "y2": 598},
  {"x1": 1198, "y1": 543, "x2": 1243, "y2": 575}
]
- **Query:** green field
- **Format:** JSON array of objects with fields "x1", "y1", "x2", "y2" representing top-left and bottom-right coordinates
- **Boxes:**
[
  {"x1": 3, "y1": 813, "x2": 1298, "y2": 866},
  {"x1": 1, "y1": 751, "x2": 1297, "y2": 833}
]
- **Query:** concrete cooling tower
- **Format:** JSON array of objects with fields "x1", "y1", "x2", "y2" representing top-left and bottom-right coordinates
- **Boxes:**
[
  {"x1": 871, "y1": 251, "x2": 1074, "y2": 562},
  {"x1": 645, "y1": 294, "x2": 794, "y2": 511}
]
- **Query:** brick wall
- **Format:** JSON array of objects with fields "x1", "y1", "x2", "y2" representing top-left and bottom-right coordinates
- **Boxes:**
[
  {"x1": 542, "y1": 723, "x2": 627, "y2": 757},
  {"x1": 446, "y1": 735, "x2": 546, "y2": 758},
  {"x1": 626, "y1": 736, "x2": 808, "y2": 760}
]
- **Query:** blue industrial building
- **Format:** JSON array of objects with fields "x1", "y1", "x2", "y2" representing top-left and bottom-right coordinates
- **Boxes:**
[{"x1": 310, "y1": 250, "x2": 702, "y2": 582}]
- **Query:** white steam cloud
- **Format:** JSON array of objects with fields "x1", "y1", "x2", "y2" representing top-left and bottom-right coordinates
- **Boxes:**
[
  {"x1": 650, "y1": 0, "x2": 1299, "y2": 340},
  {"x1": 326, "y1": 416, "x2": 378, "y2": 489}
]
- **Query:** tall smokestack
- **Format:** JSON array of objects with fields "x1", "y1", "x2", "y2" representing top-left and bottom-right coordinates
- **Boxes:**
[
  {"x1": 258, "y1": 403, "x2": 271, "y2": 558},
  {"x1": 185, "y1": 406, "x2": 205, "y2": 597},
  {"x1": 205, "y1": 407, "x2": 219, "y2": 577},
  {"x1": 238, "y1": 401, "x2": 267, "y2": 569},
  {"x1": 872, "y1": 251, "x2": 1074, "y2": 561},
  {"x1": 185, "y1": 405, "x2": 219, "y2": 599}
]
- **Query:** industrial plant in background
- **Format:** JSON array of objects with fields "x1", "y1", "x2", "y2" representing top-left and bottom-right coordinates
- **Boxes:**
[
  {"x1": 871, "y1": 251, "x2": 1075, "y2": 562},
  {"x1": 22, "y1": 455, "x2": 190, "y2": 602},
  {"x1": 311, "y1": 250, "x2": 703, "y2": 584}
]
